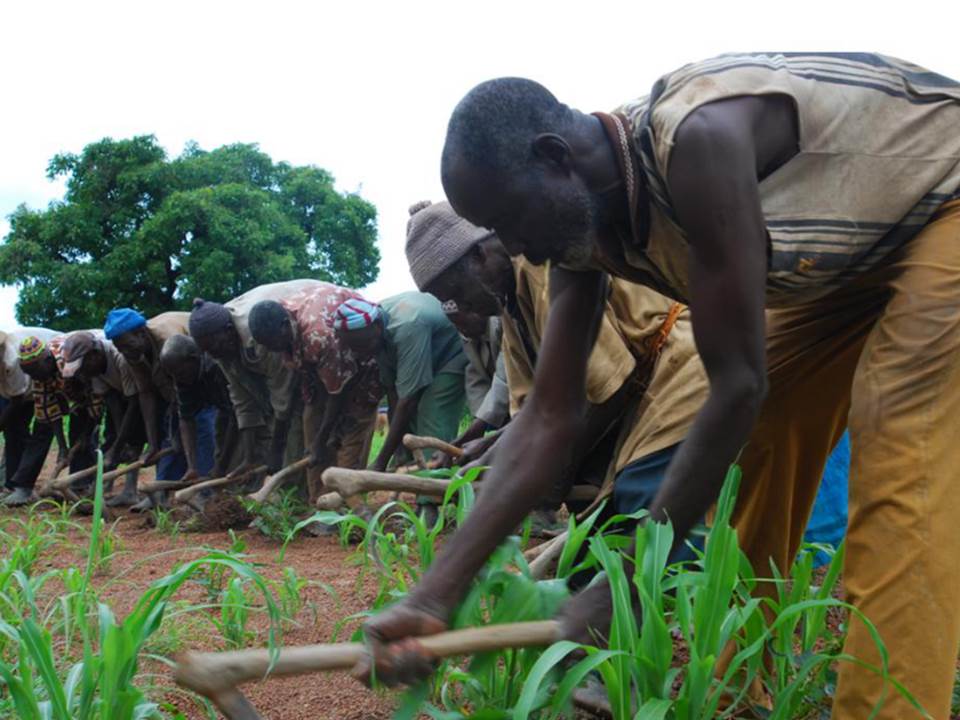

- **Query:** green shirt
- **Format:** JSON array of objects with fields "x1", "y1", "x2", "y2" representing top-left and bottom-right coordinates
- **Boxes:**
[{"x1": 378, "y1": 292, "x2": 467, "y2": 399}]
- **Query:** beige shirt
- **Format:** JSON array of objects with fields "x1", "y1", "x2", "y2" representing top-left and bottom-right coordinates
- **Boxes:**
[
  {"x1": 462, "y1": 318, "x2": 510, "y2": 427},
  {"x1": 0, "y1": 327, "x2": 59, "y2": 399},
  {"x1": 92, "y1": 334, "x2": 138, "y2": 398},
  {"x1": 127, "y1": 313, "x2": 189, "y2": 403},
  {"x1": 60, "y1": 329, "x2": 138, "y2": 398},
  {"x1": 500, "y1": 259, "x2": 707, "y2": 472},
  {"x1": 614, "y1": 53, "x2": 960, "y2": 307},
  {"x1": 222, "y1": 279, "x2": 324, "y2": 429}
]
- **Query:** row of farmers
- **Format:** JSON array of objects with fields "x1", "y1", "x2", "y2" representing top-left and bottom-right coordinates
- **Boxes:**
[
  {"x1": 0, "y1": 199, "x2": 716, "y2": 528},
  {"x1": 0, "y1": 198, "x2": 844, "y2": 552}
]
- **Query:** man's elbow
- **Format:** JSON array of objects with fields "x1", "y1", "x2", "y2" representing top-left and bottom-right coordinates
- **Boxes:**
[
  {"x1": 527, "y1": 395, "x2": 587, "y2": 447},
  {"x1": 718, "y1": 369, "x2": 767, "y2": 421}
]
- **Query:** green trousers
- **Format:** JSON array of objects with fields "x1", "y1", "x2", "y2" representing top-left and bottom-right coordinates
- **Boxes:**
[{"x1": 410, "y1": 371, "x2": 466, "y2": 462}]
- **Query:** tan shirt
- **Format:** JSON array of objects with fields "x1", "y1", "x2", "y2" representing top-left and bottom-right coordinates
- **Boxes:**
[
  {"x1": 222, "y1": 279, "x2": 324, "y2": 429},
  {"x1": 127, "y1": 313, "x2": 189, "y2": 403},
  {"x1": 94, "y1": 335, "x2": 138, "y2": 398},
  {"x1": 611, "y1": 53, "x2": 960, "y2": 307},
  {"x1": 0, "y1": 327, "x2": 59, "y2": 399},
  {"x1": 60, "y1": 329, "x2": 138, "y2": 398},
  {"x1": 500, "y1": 259, "x2": 707, "y2": 472}
]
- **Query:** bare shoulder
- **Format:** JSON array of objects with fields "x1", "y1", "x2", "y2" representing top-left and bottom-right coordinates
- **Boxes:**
[{"x1": 671, "y1": 95, "x2": 799, "y2": 181}]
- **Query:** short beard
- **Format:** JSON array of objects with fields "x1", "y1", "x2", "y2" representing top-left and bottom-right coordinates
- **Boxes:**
[{"x1": 552, "y1": 184, "x2": 602, "y2": 270}]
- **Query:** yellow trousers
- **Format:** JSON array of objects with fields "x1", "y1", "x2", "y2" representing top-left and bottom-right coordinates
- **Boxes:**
[{"x1": 733, "y1": 199, "x2": 960, "y2": 720}]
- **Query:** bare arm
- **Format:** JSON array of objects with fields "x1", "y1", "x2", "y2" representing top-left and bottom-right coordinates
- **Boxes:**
[
  {"x1": 53, "y1": 419, "x2": 69, "y2": 462},
  {"x1": 309, "y1": 383, "x2": 346, "y2": 466},
  {"x1": 371, "y1": 389, "x2": 424, "y2": 472},
  {"x1": 355, "y1": 268, "x2": 607, "y2": 686},
  {"x1": 104, "y1": 393, "x2": 139, "y2": 465},
  {"x1": 179, "y1": 416, "x2": 200, "y2": 480},
  {"x1": 212, "y1": 411, "x2": 238, "y2": 477},
  {"x1": 398, "y1": 267, "x2": 605, "y2": 617},
  {"x1": 138, "y1": 389, "x2": 163, "y2": 463},
  {"x1": 557, "y1": 97, "x2": 791, "y2": 646},
  {"x1": 646, "y1": 98, "x2": 777, "y2": 544},
  {"x1": 267, "y1": 417, "x2": 290, "y2": 473}
]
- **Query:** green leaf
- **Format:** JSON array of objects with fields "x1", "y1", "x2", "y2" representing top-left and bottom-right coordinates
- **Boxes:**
[
  {"x1": 511, "y1": 641, "x2": 581, "y2": 719},
  {"x1": 634, "y1": 697, "x2": 673, "y2": 720}
]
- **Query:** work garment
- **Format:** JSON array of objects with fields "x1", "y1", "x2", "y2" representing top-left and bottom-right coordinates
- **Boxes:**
[
  {"x1": 461, "y1": 318, "x2": 510, "y2": 428},
  {"x1": 221, "y1": 280, "x2": 320, "y2": 430},
  {"x1": 732, "y1": 199, "x2": 960, "y2": 720},
  {"x1": 612, "y1": 52, "x2": 960, "y2": 306},
  {"x1": 302, "y1": 362, "x2": 380, "y2": 502},
  {"x1": 500, "y1": 259, "x2": 706, "y2": 473},
  {"x1": 589, "y1": 53, "x2": 960, "y2": 717},
  {"x1": 126, "y1": 313, "x2": 189, "y2": 403},
  {"x1": 281, "y1": 283, "x2": 381, "y2": 496},
  {"x1": 378, "y1": 292, "x2": 468, "y2": 463},
  {"x1": 1, "y1": 399, "x2": 53, "y2": 491}
]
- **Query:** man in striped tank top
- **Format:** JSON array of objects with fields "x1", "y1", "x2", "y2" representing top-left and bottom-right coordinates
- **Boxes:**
[{"x1": 359, "y1": 54, "x2": 960, "y2": 719}]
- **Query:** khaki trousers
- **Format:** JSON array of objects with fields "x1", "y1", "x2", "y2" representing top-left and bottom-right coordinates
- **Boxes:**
[
  {"x1": 733, "y1": 199, "x2": 960, "y2": 720},
  {"x1": 303, "y1": 391, "x2": 378, "y2": 504}
]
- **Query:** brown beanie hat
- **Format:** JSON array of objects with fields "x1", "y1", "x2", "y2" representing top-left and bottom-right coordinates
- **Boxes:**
[{"x1": 404, "y1": 200, "x2": 494, "y2": 289}]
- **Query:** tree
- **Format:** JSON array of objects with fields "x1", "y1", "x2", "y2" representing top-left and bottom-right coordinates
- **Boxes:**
[{"x1": 0, "y1": 137, "x2": 380, "y2": 329}]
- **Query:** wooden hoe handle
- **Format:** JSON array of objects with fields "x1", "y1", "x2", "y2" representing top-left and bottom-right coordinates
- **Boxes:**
[
  {"x1": 245, "y1": 456, "x2": 312, "y2": 504},
  {"x1": 402, "y1": 433, "x2": 463, "y2": 458},
  {"x1": 173, "y1": 465, "x2": 269, "y2": 504},
  {"x1": 175, "y1": 620, "x2": 560, "y2": 720},
  {"x1": 317, "y1": 467, "x2": 599, "y2": 507},
  {"x1": 320, "y1": 467, "x2": 452, "y2": 499},
  {"x1": 49, "y1": 447, "x2": 175, "y2": 492}
]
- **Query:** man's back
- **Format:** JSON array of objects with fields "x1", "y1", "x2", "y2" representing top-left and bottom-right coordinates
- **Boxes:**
[{"x1": 620, "y1": 52, "x2": 960, "y2": 304}]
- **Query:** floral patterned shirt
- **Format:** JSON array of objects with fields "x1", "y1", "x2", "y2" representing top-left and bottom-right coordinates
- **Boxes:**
[{"x1": 281, "y1": 285, "x2": 381, "y2": 403}]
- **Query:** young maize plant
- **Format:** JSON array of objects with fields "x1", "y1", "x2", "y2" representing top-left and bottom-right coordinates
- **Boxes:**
[
  {"x1": 309, "y1": 463, "x2": 926, "y2": 720},
  {"x1": 0, "y1": 455, "x2": 286, "y2": 720}
]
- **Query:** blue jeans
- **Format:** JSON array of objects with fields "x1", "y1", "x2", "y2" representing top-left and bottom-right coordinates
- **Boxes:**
[
  {"x1": 157, "y1": 407, "x2": 217, "y2": 481},
  {"x1": 612, "y1": 443, "x2": 700, "y2": 563}
]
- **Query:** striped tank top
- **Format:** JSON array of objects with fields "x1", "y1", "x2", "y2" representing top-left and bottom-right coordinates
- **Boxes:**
[{"x1": 616, "y1": 52, "x2": 960, "y2": 307}]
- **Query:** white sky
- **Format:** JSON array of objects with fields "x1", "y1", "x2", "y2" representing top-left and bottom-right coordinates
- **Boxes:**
[{"x1": 2, "y1": 0, "x2": 958, "y2": 329}]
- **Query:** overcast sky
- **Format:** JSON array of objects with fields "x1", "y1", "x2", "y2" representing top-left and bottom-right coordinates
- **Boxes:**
[{"x1": 2, "y1": 0, "x2": 958, "y2": 329}]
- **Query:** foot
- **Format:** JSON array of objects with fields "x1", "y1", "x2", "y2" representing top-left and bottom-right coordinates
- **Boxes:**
[
  {"x1": 2, "y1": 487, "x2": 38, "y2": 507},
  {"x1": 106, "y1": 491, "x2": 140, "y2": 507},
  {"x1": 130, "y1": 496, "x2": 156, "y2": 513}
]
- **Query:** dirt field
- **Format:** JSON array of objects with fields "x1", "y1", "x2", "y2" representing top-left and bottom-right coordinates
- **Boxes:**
[
  {"x1": 3, "y1": 451, "x2": 958, "y2": 720},
  {"x1": 22, "y1": 501, "x2": 398, "y2": 720}
]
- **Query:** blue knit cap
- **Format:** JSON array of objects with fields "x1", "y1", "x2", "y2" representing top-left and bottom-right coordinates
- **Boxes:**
[
  {"x1": 104, "y1": 308, "x2": 147, "y2": 340},
  {"x1": 334, "y1": 299, "x2": 381, "y2": 331}
]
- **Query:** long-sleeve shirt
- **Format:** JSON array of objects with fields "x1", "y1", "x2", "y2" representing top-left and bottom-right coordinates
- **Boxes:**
[
  {"x1": 0, "y1": 327, "x2": 59, "y2": 400},
  {"x1": 461, "y1": 318, "x2": 510, "y2": 428},
  {"x1": 126, "y1": 313, "x2": 190, "y2": 403},
  {"x1": 60, "y1": 330, "x2": 138, "y2": 399},
  {"x1": 220, "y1": 280, "x2": 324, "y2": 429},
  {"x1": 30, "y1": 335, "x2": 102, "y2": 423},
  {"x1": 175, "y1": 353, "x2": 233, "y2": 420}
]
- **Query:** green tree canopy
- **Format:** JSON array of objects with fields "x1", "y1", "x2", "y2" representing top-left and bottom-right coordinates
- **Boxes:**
[{"x1": 0, "y1": 136, "x2": 380, "y2": 330}]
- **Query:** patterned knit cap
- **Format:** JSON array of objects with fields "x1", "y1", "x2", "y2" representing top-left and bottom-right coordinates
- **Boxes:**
[
  {"x1": 334, "y1": 299, "x2": 381, "y2": 331},
  {"x1": 18, "y1": 336, "x2": 47, "y2": 365},
  {"x1": 404, "y1": 200, "x2": 494, "y2": 289}
]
